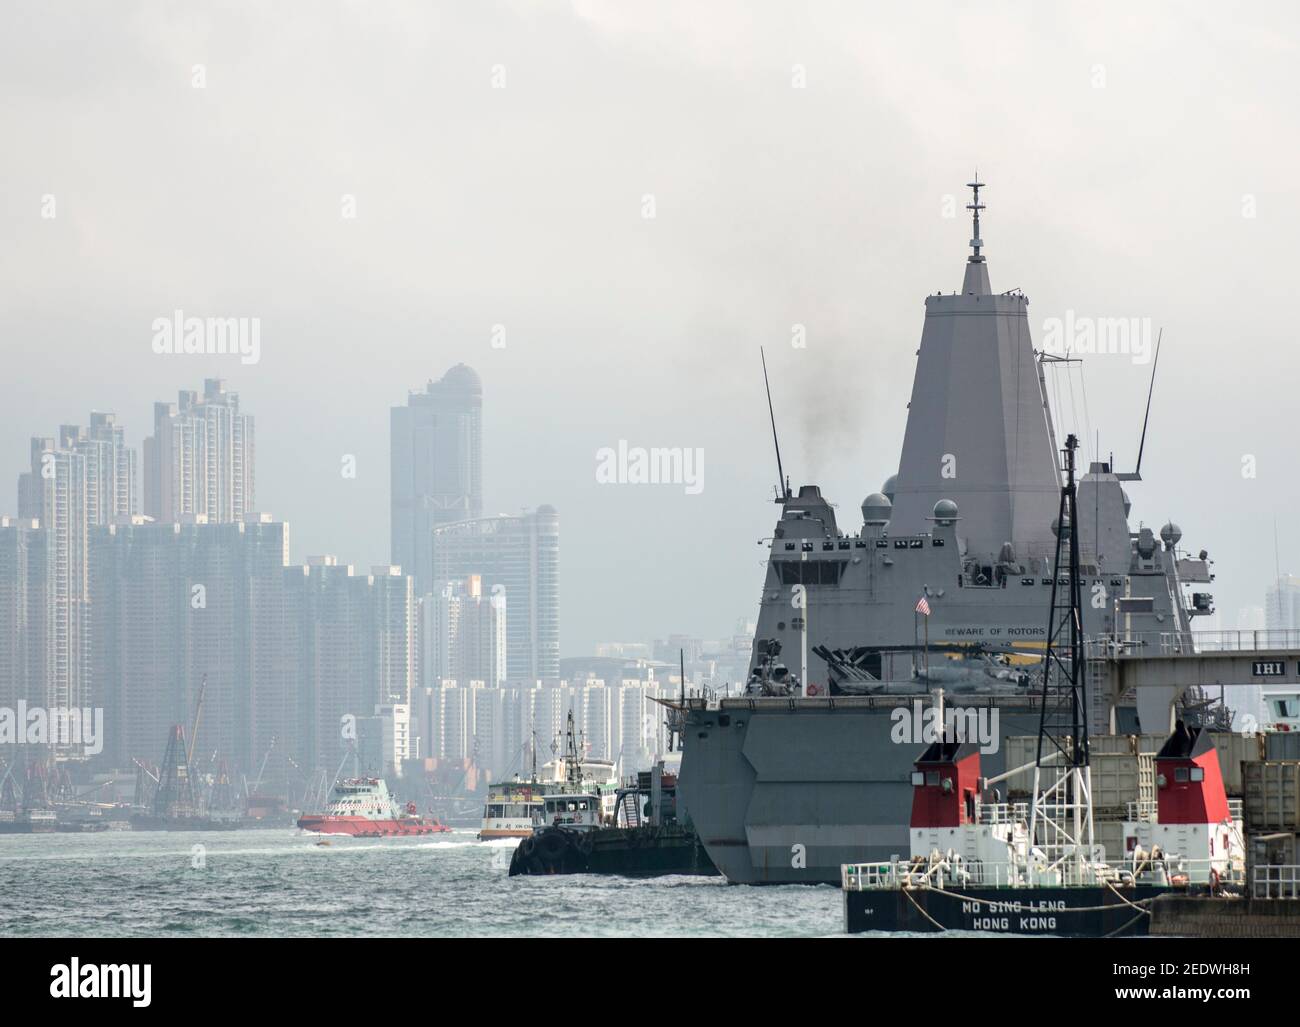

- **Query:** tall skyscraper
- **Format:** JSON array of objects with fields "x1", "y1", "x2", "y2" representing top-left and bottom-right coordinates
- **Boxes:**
[
  {"x1": 16, "y1": 437, "x2": 90, "y2": 723},
  {"x1": 8, "y1": 410, "x2": 138, "y2": 757},
  {"x1": 1265, "y1": 575, "x2": 1300, "y2": 633},
  {"x1": 0, "y1": 518, "x2": 43, "y2": 720},
  {"x1": 390, "y1": 365, "x2": 482, "y2": 592},
  {"x1": 430, "y1": 506, "x2": 559, "y2": 681},
  {"x1": 143, "y1": 378, "x2": 255, "y2": 523}
]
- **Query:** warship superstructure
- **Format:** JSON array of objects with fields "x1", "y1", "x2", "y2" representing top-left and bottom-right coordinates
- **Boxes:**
[{"x1": 677, "y1": 180, "x2": 1231, "y2": 885}]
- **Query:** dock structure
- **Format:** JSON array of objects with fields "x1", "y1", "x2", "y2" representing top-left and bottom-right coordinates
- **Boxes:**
[{"x1": 1090, "y1": 629, "x2": 1300, "y2": 735}]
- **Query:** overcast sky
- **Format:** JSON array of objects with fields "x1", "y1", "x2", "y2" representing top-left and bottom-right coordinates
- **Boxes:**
[{"x1": 2, "y1": 1, "x2": 1298, "y2": 657}]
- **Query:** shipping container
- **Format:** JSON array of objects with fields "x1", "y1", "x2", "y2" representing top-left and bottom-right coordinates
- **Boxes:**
[
  {"x1": 1000, "y1": 736, "x2": 1150, "y2": 809},
  {"x1": 1265, "y1": 731, "x2": 1300, "y2": 762},
  {"x1": 1243, "y1": 761, "x2": 1300, "y2": 831}
]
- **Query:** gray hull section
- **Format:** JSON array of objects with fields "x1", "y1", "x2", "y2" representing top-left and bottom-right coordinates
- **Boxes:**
[{"x1": 677, "y1": 696, "x2": 1045, "y2": 885}]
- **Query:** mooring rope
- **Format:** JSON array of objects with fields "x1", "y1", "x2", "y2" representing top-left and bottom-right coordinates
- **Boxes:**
[{"x1": 902, "y1": 884, "x2": 948, "y2": 931}]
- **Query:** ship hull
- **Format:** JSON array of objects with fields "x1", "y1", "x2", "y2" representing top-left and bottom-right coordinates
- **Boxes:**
[
  {"x1": 129, "y1": 814, "x2": 240, "y2": 831},
  {"x1": 0, "y1": 821, "x2": 58, "y2": 834},
  {"x1": 508, "y1": 824, "x2": 719, "y2": 877},
  {"x1": 844, "y1": 883, "x2": 1168, "y2": 936},
  {"x1": 296, "y1": 815, "x2": 451, "y2": 837},
  {"x1": 479, "y1": 827, "x2": 532, "y2": 840},
  {"x1": 678, "y1": 695, "x2": 1046, "y2": 885}
]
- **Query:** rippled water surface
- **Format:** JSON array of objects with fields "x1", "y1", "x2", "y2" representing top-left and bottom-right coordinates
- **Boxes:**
[{"x1": 0, "y1": 828, "x2": 845, "y2": 937}]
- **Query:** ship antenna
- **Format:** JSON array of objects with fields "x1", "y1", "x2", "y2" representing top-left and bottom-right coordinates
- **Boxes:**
[
  {"x1": 672, "y1": 647, "x2": 686, "y2": 752},
  {"x1": 761, "y1": 347, "x2": 790, "y2": 501},
  {"x1": 1133, "y1": 327, "x2": 1162, "y2": 479},
  {"x1": 966, "y1": 172, "x2": 986, "y2": 263}
]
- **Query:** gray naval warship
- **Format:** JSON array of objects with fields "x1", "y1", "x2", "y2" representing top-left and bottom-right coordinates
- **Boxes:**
[{"x1": 677, "y1": 179, "x2": 1227, "y2": 885}]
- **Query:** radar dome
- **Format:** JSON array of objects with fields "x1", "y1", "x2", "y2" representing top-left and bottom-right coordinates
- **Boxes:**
[
  {"x1": 1160, "y1": 522, "x2": 1182, "y2": 549},
  {"x1": 1051, "y1": 513, "x2": 1072, "y2": 539},
  {"x1": 932, "y1": 499, "x2": 959, "y2": 525},
  {"x1": 882, "y1": 474, "x2": 898, "y2": 503},
  {"x1": 861, "y1": 493, "x2": 892, "y2": 525}
]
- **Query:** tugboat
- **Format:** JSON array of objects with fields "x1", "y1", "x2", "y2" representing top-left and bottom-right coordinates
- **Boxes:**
[
  {"x1": 508, "y1": 758, "x2": 718, "y2": 877},
  {"x1": 509, "y1": 678, "x2": 717, "y2": 878},
  {"x1": 297, "y1": 777, "x2": 453, "y2": 837}
]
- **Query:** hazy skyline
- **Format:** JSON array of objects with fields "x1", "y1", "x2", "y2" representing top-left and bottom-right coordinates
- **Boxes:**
[{"x1": 4, "y1": 1, "x2": 1299, "y2": 656}]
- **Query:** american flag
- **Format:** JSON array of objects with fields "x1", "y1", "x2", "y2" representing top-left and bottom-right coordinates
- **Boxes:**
[{"x1": 915, "y1": 595, "x2": 931, "y2": 616}]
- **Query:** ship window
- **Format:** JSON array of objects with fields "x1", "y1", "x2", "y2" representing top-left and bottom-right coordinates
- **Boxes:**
[
  {"x1": 718, "y1": 715, "x2": 730, "y2": 727},
  {"x1": 1175, "y1": 768, "x2": 1189, "y2": 782},
  {"x1": 925, "y1": 771, "x2": 940, "y2": 786},
  {"x1": 1190, "y1": 767, "x2": 1205, "y2": 782},
  {"x1": 777, "y1": 561, "x2": 847, "y2": 586}
]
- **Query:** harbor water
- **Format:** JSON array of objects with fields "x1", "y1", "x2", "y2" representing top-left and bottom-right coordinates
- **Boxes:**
[{"x1": 0, "y1": 828, "x2": 842, "y2": 937}]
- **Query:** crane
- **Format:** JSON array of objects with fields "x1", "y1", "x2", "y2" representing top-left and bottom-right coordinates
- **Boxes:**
[{"x1": 186, "y1": 673, "x2": 208, "y2": 767}]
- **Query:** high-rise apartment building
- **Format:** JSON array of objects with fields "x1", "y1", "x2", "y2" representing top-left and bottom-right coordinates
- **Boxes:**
[
  {"x1": 0, "y1": 518, "x2": 44, "y2": 719},
  {"x1": 429, "y1": 506, "x2": 559, "y2": 682},
  {"x1": 390, "y1": 365, "x2": 482, "y2": 592},
  {"x1": 16, "y1": 437, "x2": 90, "y2": 722},
  {"x1": 143, "y1": 378, "x2": 254, "y2": 523},
  {"x1": 89, "y1": 514, "x2": 289, "y2": 771},
  {"x1": 418, "y1": 575, "x2": 506, "y2": 688}
]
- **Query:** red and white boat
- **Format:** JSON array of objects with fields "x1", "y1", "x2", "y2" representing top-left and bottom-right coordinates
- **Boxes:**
[{"x1": 297, "y1": 777, "x2": 452, "y2": 837}]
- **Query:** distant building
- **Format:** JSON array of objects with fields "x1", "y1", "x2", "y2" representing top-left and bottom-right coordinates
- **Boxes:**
[
  {"x1": 356, "y1": 704, "x2": 411, "y2": 779},
  {"x1": 0, "y1": 518, "x2": 44, "y2": 723},
  {"x1": 390, "y1": 365, "x2": 482, "y2": 592},
  {"x1": 1265, "y1": 576, "x2": 1300, "y2": 633},
  {"x1": 87, "y1": 524, "x2": 414, "y2": 784},
  {"x1": 416, "y1": 679, "x2": 672, "y2": 780},
  {"x1": 89, "y1": 514, "x2": 288, "y2": 772},
  {"x1": 143, "y1": 379, "x2": 254, "y2": 523},
  {"x1": 430, "y1": 507, "x2": 559, "y2": 682},
  {"x1": 290, "y1": 558, "x2": 414, "y2": 780},
  {"x1": 419, "y1": 575, "x2": 507, "y2": 689},
  {"x1": 16, "y1": 436, "x2": 92, "y2": 727}
]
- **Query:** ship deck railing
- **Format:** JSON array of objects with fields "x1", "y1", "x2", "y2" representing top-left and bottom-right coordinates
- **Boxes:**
[
  {"x1": 843, "y1": 856, "x2": 1242, "y2": 892},
  {"x1": 1086, "y1": 628, "x2": 1300, "y2": 659},
  {"x1": 977, "y1": 803, "x2": 1029, "y2": 825},
  {"x1": 1126, "y1": 800, "x2": 1157, "y2": 823},
  {"x1": 1252, "y1": 864, "x2": 1300, "y2": 899}
]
